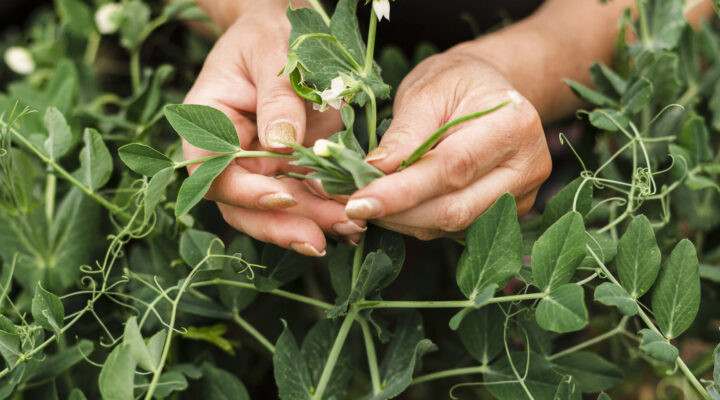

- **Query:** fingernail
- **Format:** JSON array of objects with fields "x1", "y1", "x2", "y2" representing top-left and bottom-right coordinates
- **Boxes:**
[
  {"x1": 258, "y1": 192, "x2": 297, "y2": 209},
  {"x1": 290, "y1": 242, "x2": 326, "y2": 257},
  {"x1": 345, "y1": 233, "x2": 362, "y2": 247},
  {"x1": 266, "y1": 121, "x2": 296, "y2": 149},
  {"x1": 332, "y1": 221, "x2": 367, "y2": 236},
  {"x1": 345, "y1": 198, "x2": 383, "y2": 219},
  {"x1": 365, "y1": 145, "x2": 392, "y2": 162}
]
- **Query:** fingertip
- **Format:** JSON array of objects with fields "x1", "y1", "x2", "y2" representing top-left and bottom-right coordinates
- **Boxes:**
[
  {"x1": 290, "y1": 241, "x2": 327, "y2": 257},
  {"x1": 262, "y1": 119, "x2": 301, "y2": 152}
]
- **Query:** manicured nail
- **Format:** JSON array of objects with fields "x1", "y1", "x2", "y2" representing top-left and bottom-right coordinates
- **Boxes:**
[
  {"x1": 345, "y1": 198, "x2": 382, "y2": 219},
  {"x1": 265, "y1": 121, "x2": 296, "y2": 149},
  {"x1": 365, "y1": 145, "x2": 392, "y2": 162},
  {"x1": 332, "y1": 221, "x2": 367, "y2": 236},
  {"x1": 258, "y1": 192, "x2": 297, "y2": 209},
  {"x1": 290, "y1": 242, "x2": 326, "y2": 257}
]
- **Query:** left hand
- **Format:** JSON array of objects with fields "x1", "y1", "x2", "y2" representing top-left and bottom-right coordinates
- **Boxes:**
[{"x1": 343, "y1": 49, "x2": 552, "y2": 240}]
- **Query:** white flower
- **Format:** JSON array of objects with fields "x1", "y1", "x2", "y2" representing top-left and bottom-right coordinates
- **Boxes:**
[
  {"x1": 373, "y1": 0, "x2": 390, "y2": 22},
  {"x1": 95, "y1": 3, "x2": 123, "y2": 34},
  {"x1": 4, "y1": 47, "x2": 35, "y2": 75},
  {"x1": 318, "y1": 77, "x2": 348, "y2": 110},
  {"x1": 313, "y1": 139, "x2": 339, "y2": 157}
]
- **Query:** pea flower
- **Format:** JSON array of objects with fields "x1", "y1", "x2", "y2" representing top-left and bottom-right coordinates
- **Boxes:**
[
  {"x1": 4, "y1": 47, "x2": 35, "y2": 75},
  {"x1": 315, "y1": 77, "x2": 348, "y2": 111},
  {"x1": 95, "y1": 3, "x2": 123, "y2": 35},
  {"x1": 373, "y1": 0, "x2": 390, "y2": 22}
]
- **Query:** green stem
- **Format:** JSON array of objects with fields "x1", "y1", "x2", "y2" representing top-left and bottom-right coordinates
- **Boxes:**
[
  {"x1": 546, "y1": 316, "x2": 629, "y2": 361},
  {"x1": 84, "y1": 31, "x2": 101, "y2": 65},
  {"x1": 2, "y1": 120, "x2": 125, "y2": 216},
  {"x1": 365, "y1": 95, "x2": 378, "y2": 151},
  {"x1": 411, "y1": 365, "x2": 489, "y2": 386},
  {"x1": 363, "y1": 9, "x2": 378, "y2": 77},
  {"x1": 311, "y1": 308, "x2": 358, "y2": 400},
  {"x1": 587, "y1": 246, "x2": 712, "y2": 400},
  {"x1": 355, "y1": 292, "x2": 546, "y2": 309},
  {"x1": 130, "y1": 50, "x2": 141, "y2": 93},
  {"x1": 190, "y1": 279, "x2": 333, "y2": 309},
  {"x1": 359, "y1": 319, "x2": 381, "y2": 394},
  {"x1": 305, "y1": 0, "x2": 331, "y2": 25},
  {"x1": 232, "y1": 312, "x2": 275, "y2": 354},
  {"x1": 44, "y1": 172, "x2": 56, "y2": 224},
  {"x1": 351, "y1": 235, "x2": 365, "y2": 285}
]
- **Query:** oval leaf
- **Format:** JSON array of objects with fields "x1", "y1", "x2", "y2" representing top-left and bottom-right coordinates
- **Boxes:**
[
  {"x1": 164, "y1": 104, "x2": 240, "y2": 153},
  {"x1": 536, "y1": 284, "x2": 588, "y2": 333}
]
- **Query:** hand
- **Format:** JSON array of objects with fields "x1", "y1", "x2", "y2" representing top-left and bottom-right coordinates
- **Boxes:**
[
  {"x1": 344, "y1": 49, "x2": 552, "y2": 240},
  {"x1": 183, "y1": 0, "x2": 365, "y2": 257}
]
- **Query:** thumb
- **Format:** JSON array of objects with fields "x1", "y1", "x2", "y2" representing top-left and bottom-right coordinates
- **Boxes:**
[
  {"x1": 365, "y1": 94, "x2": 442, "y2": 173},
  {"x1": 255, "y1": 62, "x2": 307, "y2": 153}
]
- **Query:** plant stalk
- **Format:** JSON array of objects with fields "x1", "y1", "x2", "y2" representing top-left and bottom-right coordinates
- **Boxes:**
[{"x1": 311, "y1": 307, "x2": 358, "y2": 400}]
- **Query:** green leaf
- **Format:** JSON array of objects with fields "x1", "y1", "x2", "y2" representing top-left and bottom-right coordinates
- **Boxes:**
[
  {"x1": 0, "y1": 329, "x2": 20, "y2": 370},
  {"x1": 31, "y1": 284, "x2": 64, "y2": 336},
  {"x1": 147, "y1": 331, "x2": 166, "y2": 369},
  {"x1": 553, "y1": 375, "x2": 581, "y2": 400},
  {"x1": 122, "y1": 316, "x2": 155, "y2": 372},
  {"x1": 541, "y1": 178, "x2": 593, "y2": 230},
  {"x1": 713, "y1": 343, "x2": 720, "y2": 390},
  {"x1": 330, "y1": 0, "x2": 366, "y2": 67},
  {"x1": 594, "y1": 283, "x2": 638, "y2": 316},
  {"x1": 589, "y1": 62, "x2": 627, "y2": 97},
  {"x1": 56, "y1": 0, "x2": 94, "y2": 37},
  {"x1": 327, "y1": 145, "x2": 384, "y2": 189},
  {"x1": 179, "y1": 229, "x2": 225, "y2": 270},
  {"x1": 328, "y1": 251, "x2": 396, "y2": 318},
  {"x1": 144, "y1": 167, "x2": 174, "y2": 223},
  {"x1": 620, "y1": 78, "x2": 653, "y2": 115},
  {"x1": 273, "y1": 323, "x2": 313, "y2": 400},
  {"x1": 588, "y1": 108, "x2": 631, "y2": 132},
  {"x1": 616, "y1": 215, "x2": 661, "y2": 298},
  {"x1": 200, "y1": 363, "x2": 250, "y2": 400},
  {"x1": 532, "y1": 212, "x2": 586, "y2": 292},
  {"x1": 119, "y1": 0, "x2": 151, "y2": 50},
  {"x1": 456, "y1": 193, "x2": 522, "y2": 299},
  {"x1": 301, "y1": 320, "x2": 352, "y2": 400},
  {"x1": 652, "y1": 239, "x2": 700, "y2": 339},
  {"x1": 43, "y1": 107, "x2": 73, "y2": 161},
  {"x1": 175, "y1": 154, "x2": 234, "y2": 218},
  {"x1": 118, "y1": 143, "x2": 174, "y2": 177},
  {"x1": 536, "y1": 284, "x2": 588, "y2": 333},
  {"x1": 579, "y1": 230, "x2": 617, "y2": 270},
  {"x1": 369, "y1": 312, "x2": 436, "y2": 400},
  {"x1": 75, "y1": 128, "x2": 112, "y2": 190},
  {"x1": 679, "y1": 115, "x2": 713, "y2": 165},
  {"x1": 485, "y1": 352, "x2": 563, "y2": 399},
  {"x1": 164, "y1": 104, "x2": 241, "y2": 153},
  {"x1": 184, "y1": 325, "x2": 239, "y2": 355},
  {"x1": 638, "y1": 329, "x2": 678, "y2": 363},
  {"x1": 98, "y1": 343, "x2": 136, "y2": 400},
  {"x1": 457, "y1": 305, "x2": 505, "y2": 364},
  {"x1": 639, "y1": 0, "x2": 685, "y2": 52},
  {"x1": 68, "y1": 389, "x2": 87, "y2": 400},
  {"x1": 551, "y1": 351, "x2": 624, "y2": 392},
  {"x1": 154, "y1": 371, "x2": 189, "y2": 399},
  {"x1": 255, "y1": 244, "x2": 307, "y2": 292},
  {"x1": 563, "y1": 79, "x2": 618, "y2": 107}
]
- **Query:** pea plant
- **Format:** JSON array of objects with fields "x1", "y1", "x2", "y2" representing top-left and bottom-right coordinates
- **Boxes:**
[{"x1": 0, "y1": 0, "x2": 719, "y2": 399}]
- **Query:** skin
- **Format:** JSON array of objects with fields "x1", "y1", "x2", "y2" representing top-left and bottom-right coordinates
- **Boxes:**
[{"x1": 189, "y1": 0, "x2": 714, "y2": 253}]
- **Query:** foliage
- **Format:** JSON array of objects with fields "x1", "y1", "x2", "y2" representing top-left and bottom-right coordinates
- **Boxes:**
[{"x1": 0, "y1": 0, "x2": 719, "y2": 399}]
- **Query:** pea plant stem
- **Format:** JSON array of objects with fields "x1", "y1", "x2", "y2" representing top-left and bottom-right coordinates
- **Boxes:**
[
  {"x1": 363, "y1": 9, "x2": 377, "y2": 77},
  {"x1": 232, "y1": 312, "x2": 275, "y2": 355},
  {"x1": 1, "y1": 120, "x2": 125, "y2": 216},
  {"x1": 359, "y1": 318, "x2": 382, "y2": 395},
  {"x1": 546, "y1": 316, "x2": 629, "y2": 361},
  {"x1": 311, "y1": 307, "x2": 358, "y2": 400},
  {"x1": 411, "y1": 365, "x2": 489, "y2": 386},
  {"x1": 586, "y1": 246, "x2": 712, "y2": 400},
  {"x1": 190, "y1": 279, "x2": 333, "y2": 310},
  {"x1": 355, "y1": 292, "x2": 547, "y2": 309}
]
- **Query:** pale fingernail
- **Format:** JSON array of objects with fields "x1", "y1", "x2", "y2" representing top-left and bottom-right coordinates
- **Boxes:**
[
  {"x1": 258, "y1": 192, "x2": 297, "y2": 209},
  {"x1": 345, "y1": 233, "x2": 362, "y2": 247},
  {"x1": 332, "y1": 221, "x2": 367, "y2": 236},
  {"x1": 290, "y1": 242, "x2": 326, "y2": 257},
  {"x1": 345, "y1": 198, "x2": 382, "y2": 219},
  {"x1": 266, "y1": 121, "x2": 296, "y2": 149},
  {"x1": 365, "y1": 145, "x2": 392, "y2": 162}
]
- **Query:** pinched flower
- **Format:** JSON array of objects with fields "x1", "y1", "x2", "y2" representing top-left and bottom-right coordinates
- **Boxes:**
[
  {"x1": 95, "y1": 3, "x2": 123, "y2": 35},
  {"x1": 373, "y1": 0, "x2": 390, "y2": 21},
  {"x1": 313, "y1": 139, "x2": 337, "y2": 157},
  {"x1": 315, "y1": 77, "x2": 348, "y2": 111},
  {"x1": 4, "y1": 47, "x2": 35, "y2": 75}
]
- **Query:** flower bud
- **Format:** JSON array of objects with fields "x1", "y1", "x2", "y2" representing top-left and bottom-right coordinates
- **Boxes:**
[
  {"x1": 95, "y1": 3, "x2": 123, "y2": 35},
  {"x1": 313, "y1": 139, "x2": 337, "y2": 157},
  {"x1": 373, "y1": 0, "x2": 390, "y2": 22},
  {"x1": 4, "y1": 47, "x2": 35, "y2": 75}
]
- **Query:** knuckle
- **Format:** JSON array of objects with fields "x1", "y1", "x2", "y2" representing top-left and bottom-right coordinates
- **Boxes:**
[
  {"x1": 437, "y1": 201, "x2": 474, "y2": 232},
  {"x1": 517, "y1": 193, "x2": 538, "y2": 216},
  {"x1": 258, "y1": 88, "x2": 298, "y2": 111},
  {"x1": 438, "y1": 146, "x2": 477, "y2": 190}
]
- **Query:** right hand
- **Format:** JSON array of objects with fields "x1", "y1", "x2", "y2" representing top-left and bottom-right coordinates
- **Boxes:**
[{"x1": 183, "y1": 0, "x2": 366, "y2": 257}]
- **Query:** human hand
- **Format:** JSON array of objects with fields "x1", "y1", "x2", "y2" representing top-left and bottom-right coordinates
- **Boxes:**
[
  {"x1": 343, "y1": 49, "x2": 552, "y2": 240},
  {"x1": 183, "y1": 0, "x2": 365, "y2": 257}
]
